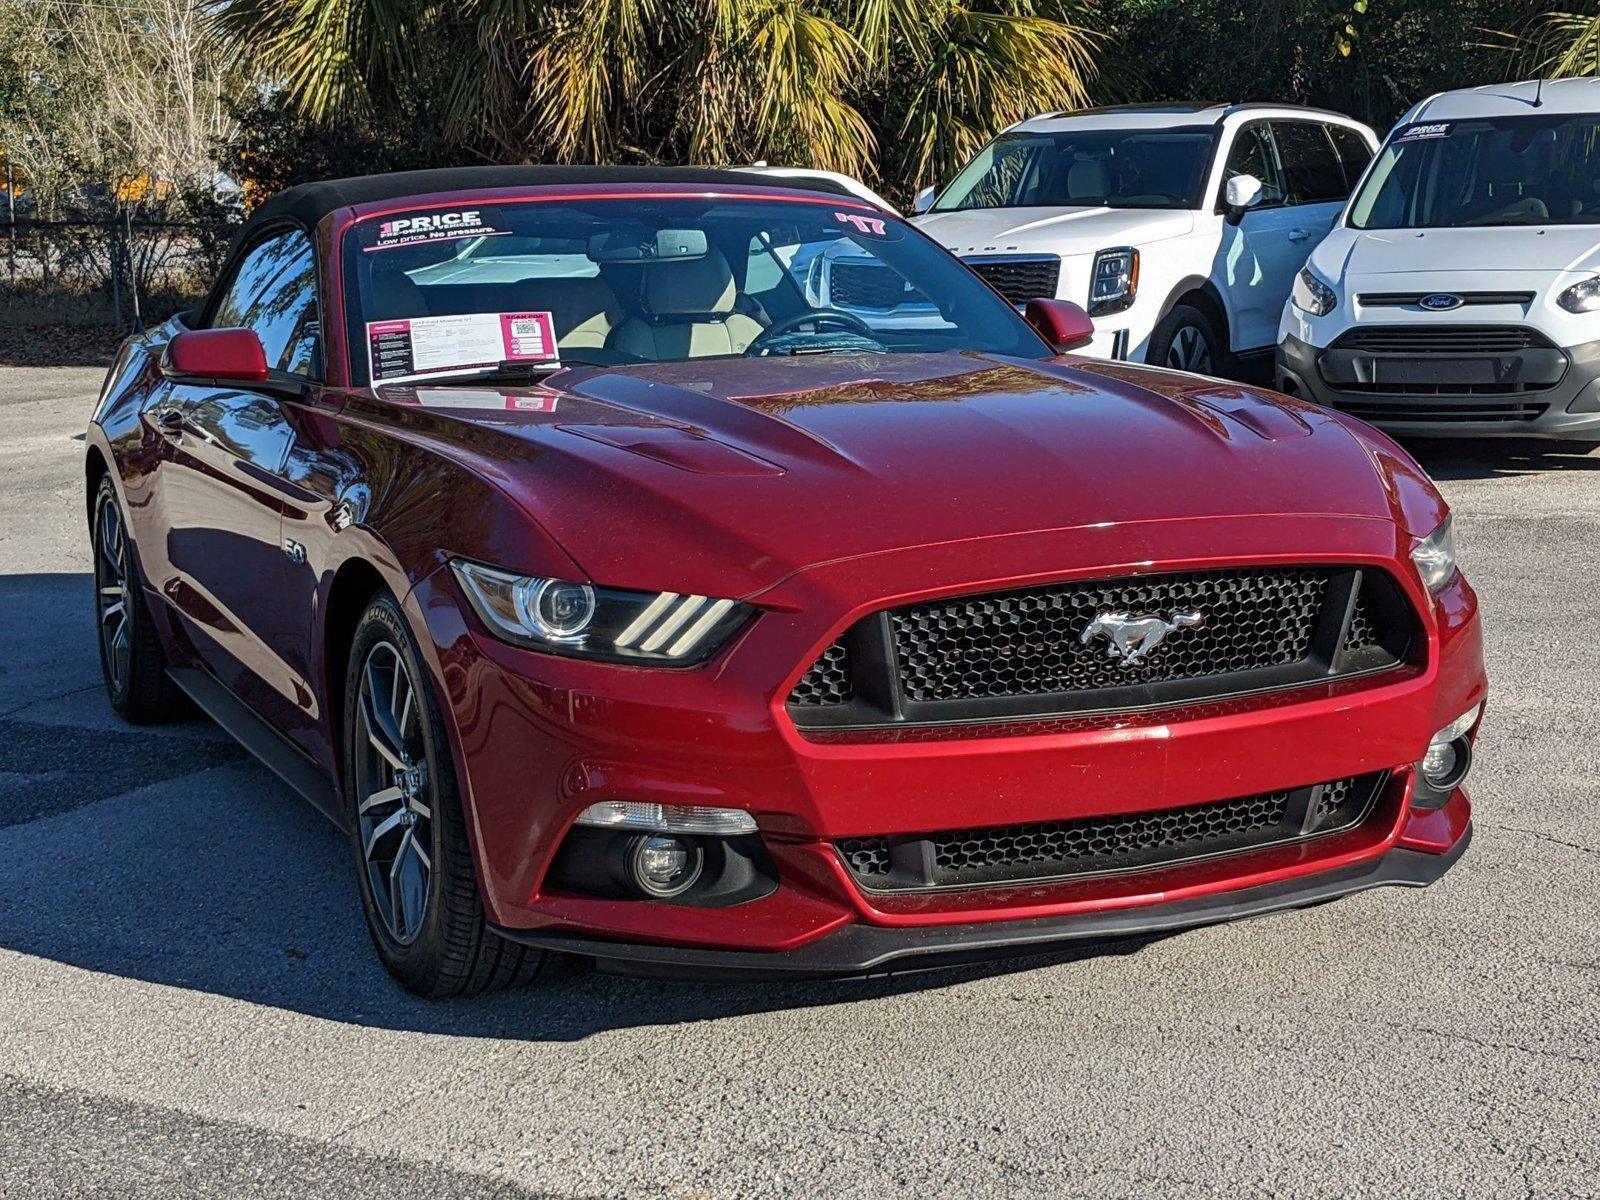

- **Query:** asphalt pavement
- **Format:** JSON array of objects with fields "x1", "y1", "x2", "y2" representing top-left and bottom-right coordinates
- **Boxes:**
[{"x1": 0, "y1": 365, "x2": 1596, "y2": 1198}]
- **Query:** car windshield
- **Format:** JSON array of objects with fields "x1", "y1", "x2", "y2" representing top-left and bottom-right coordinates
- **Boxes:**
[
  {"x1": 1349, "y1": 113, "x2": 1600, "y2": 229},
  {"x1": 341, "y1": 196, "x2": 1048, "y2": 386},
  {"x1": 932, "y1": 127, "x2": 1219, "y2": 213}
]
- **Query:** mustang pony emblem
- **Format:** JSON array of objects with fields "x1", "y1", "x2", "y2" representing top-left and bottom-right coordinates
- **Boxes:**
[{"x1": 1080, "y1": 610, "x2": 1205, "y2": 665}]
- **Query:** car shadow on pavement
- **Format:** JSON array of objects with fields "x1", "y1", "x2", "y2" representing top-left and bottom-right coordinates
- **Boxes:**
[
  {"x1": 0, "y1": 571, "x2": 1163, "y2": 1042},
  {"x1": 1406, "y1": 437, "x2": 1600, "y2": 481}
]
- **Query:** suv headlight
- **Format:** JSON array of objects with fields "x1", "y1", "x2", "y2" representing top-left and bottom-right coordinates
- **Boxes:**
[
  {"x1": 1557, "y1": 275, "x2": 1600, "y2": 313},
  {"x1": 451, "y1": 560, "x2": 752, "y2": 665},
  {"x1": 1088, "y1": 247, "x2": 1138, "y2": 316},
  {"x1": 1291, "y1": 266, "x2": 1337, "y2": 316},
  {"x1": 1410, "y1": 516, "x2": 1458, "y2": 594}
]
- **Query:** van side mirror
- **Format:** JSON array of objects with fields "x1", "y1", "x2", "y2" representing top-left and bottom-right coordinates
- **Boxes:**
[
  {"x1": 1025, "y1": 299, "x2": 1094, "y2": 353},
  {"x1": 1224, "y1": 174, "x2": 1265, "y2": 221},
  {"x1": 912, "y1": 185, "x2": 937, "y2": 215}
]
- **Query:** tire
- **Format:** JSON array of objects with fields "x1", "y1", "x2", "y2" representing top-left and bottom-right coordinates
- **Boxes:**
[
  {"x1": 91, "y1": 475, "x2": 187, "y2": 724},
  {"x1": 344, "y1": 593, "x2": 551, "y2": 997},
  {"x1": 1147, "y1": 303, "x2": 1223, "y2": 376}
]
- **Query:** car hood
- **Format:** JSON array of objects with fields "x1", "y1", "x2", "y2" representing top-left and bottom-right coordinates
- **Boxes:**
[
  {"x1": 1324, "y1": 225, "x2": 1600, "y2": 279},
  {"x1": 358, "y1": 353, "x2": 1401, "y2": 598},
  {"x1": 913, "y1": 207, "x2": 1194, "y2": 256}
]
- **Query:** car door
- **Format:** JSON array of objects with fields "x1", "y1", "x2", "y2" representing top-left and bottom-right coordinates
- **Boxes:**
[
  {"x1": 1273, "y1": 120, "x2": 1360, "y2": 271},
  {"x1": 158, "y1": 226, "x2": 322, "y2": 730},
  {"x1": 1214, "y1": 121, "x2": 1303, "y2": 351}
]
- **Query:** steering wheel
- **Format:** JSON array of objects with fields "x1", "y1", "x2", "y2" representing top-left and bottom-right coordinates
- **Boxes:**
[{"x1": 745, "y1": 308, "x2": 877, "y2": 355}]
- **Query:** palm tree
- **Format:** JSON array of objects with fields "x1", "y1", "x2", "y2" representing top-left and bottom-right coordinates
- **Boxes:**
[
  {"x1": 216, "y1": 0, "x2": 1101, "y2": 198},
  {"x1": 1514, "y1": 5, "x2": 1600, "y2": 78}
]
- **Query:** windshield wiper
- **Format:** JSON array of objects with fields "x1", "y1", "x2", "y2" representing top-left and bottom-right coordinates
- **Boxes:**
[{"x1": 425, "y1": 356, "x2": 611, "y2": 385}]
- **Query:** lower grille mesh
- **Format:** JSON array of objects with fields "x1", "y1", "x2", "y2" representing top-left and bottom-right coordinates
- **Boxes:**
[{"x1": 837, "y1": 772, "x2": 1387, "y2": 892}]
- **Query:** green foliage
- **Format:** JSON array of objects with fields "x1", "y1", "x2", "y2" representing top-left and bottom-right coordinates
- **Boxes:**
[{"x1": 215, "y1": 0, "x2": 1102, "y2": 201}]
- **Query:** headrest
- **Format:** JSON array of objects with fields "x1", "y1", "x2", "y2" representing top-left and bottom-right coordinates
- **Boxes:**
[
  {"x1": 1067, "y1": 159, "x2": 1110, "y2": 202},
  {"x1": 369, "y1": 265, "x2": 427, "y2": 320},
  {"x1": 643, "y1": 247, "x2": 737, "y2": 316}
]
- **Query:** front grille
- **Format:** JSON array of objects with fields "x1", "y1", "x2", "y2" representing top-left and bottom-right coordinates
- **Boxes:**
[
  {"x1": 1356, "y1": 292, "x2": 1534, "y2": 308},
  {"x1": 1331, "y1": 399, "x2": 1549, "y2": 423},
  {"x1": 962, "y1": 256, "x2": 1061, "y2": 306},
  {"x1": 1331, "y1": 325, "x2": 1546, "y2": 354},
  {"x1": 828, "y1": 260, "x2": 929, "y2": 309},
  {"x1": 788, "y1": 566, "x2": 1416, "y2": 730},
  {"x1": 836, "y1": 772, "x2": 1388, "y2": 892}
]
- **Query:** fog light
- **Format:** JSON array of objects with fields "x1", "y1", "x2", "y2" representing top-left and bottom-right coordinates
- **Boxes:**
[
  {"x1": 1418, "y1": 702, "x2": 1481, "y2": 792},
  {"x1": 627, "y1": 834, "x2": 702, "y2": 899}
]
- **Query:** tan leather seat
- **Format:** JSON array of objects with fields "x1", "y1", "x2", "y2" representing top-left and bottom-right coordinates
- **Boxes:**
[
  {"x1": 609, "y1": 249, "x2": 764, "y2": 360},
  {"x1": 512, "y1": 277, "x2": 623, "y2": 351}
]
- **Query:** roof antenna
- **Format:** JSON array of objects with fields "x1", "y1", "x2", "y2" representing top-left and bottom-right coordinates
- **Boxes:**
[{"x1": 1533, "y1": 77, "x2": 1544, "y2": 108}]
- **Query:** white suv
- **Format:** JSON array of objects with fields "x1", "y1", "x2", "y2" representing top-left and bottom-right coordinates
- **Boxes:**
[
  {"x1": 878, "y1": 103, "x2": 1378, "y2": 373},
  {"x1": 1278, "y1": 78, "x2": 1600, "y2": 444}
]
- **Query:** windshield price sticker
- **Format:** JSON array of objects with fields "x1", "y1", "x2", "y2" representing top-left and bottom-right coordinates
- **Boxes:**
[
  {"x1": 1398, "y1": 122, "x2": 1452, "y2": 142},
  {"x1": 367, "y1": 208, "x2": 507, "y2": 251},
  {"x1": 367, "y1": 311, "x2": 558, "y2": 385}
]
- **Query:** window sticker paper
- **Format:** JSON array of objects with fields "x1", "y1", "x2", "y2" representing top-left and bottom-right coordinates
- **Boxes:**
[{"x1": 367, "y1": 311, "x2": 558, "y2": 385}]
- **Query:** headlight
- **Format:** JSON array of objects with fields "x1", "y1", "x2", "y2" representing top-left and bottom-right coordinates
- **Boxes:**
[
  {"x1": 1291, "y1": 267, "x2": 1337, "y2": 316},
  {"x1": 451, "y1": 560, "x2": 752, "y2": 664},
  {"x1": 1088, "y1": 247, "x2": 1138, "y2": 316},
  {"x1": 1557, "y1": 275, "x2": 1600, "y2": 313},
  {"x1": 1410, "y1": 516, "x2": 1458, "y2": 594}
]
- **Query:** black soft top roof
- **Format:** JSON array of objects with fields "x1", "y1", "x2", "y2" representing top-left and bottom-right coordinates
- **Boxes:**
[{"x1": 245, "y1": 165, "x2": 860, "y2": 234}]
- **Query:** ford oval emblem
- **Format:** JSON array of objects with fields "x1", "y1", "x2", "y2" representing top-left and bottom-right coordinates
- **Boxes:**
[{"x1": 1419, "y1": 293, "x2": 1464, "y2": 311}]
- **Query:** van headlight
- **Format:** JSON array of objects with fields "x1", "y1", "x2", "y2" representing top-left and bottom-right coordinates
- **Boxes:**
[
  {"x1": 451, "y1": 560, "x2": 752, "y2": 665},
  {"x1": 1291, "y1": 267, "x2": 1337, "y2": 316},
  {"x1": 1556, "y1": 275, "x2": 1600, "y2": 313},
  {"x1": 1088, "y1": 248, "x2": 1138, "y2": 316},
  {"x1": 1410, "y1": 517, "x2": 1458, "y2": 594}
]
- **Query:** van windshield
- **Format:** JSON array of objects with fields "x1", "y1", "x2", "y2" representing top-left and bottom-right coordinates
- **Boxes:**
[
  {"x1": 933, "y1": 128, "x2": 1219, "y2": 212},
  {"x1": 1350, "y1": 113, "x2": 1600, "y2": 228}
]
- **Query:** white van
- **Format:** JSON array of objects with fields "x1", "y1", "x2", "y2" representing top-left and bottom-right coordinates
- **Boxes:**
[
  {"x1": 816, "y1": 103, "x2": 1377, "y2": 373},
  {"x1": 1278, "y1": 79, "x2": 1600, "y2": 443}
]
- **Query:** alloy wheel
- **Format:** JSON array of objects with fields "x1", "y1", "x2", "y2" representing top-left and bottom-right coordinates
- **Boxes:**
[
  {"x1": 354, "y1": 640, "x2": 434, "y2": 946},
  {"x1": 94, "y1": 491, "x2": 131, "y2": 693},
  {"x1": 1165, "y1": 324, "x2": 1213, "y2": 374}
]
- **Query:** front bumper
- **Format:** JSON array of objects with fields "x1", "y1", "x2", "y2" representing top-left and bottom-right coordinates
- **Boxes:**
[
  {"x1": 1277, "y1": 332, "x2": 1600, "y2": 440},
  {"x1": 497, "y1": 822, "x2": 1471, "y2": 980},
  {"x1": 408, "y1": 514, "x2": 1486, "y2": 971}
]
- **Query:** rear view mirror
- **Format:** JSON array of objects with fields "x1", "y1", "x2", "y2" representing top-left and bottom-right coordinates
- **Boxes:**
[
  {"x1": 589, "y1": 227, "x2": 709, "y2": 263},
  {"x1": 1025, "y1": 299, "x2": 1094, "y2": 353},
  {"x1": 161, "y1": 328, "x2": 268, "y2": 383},
  {"x1": 912, "y1": 185, "x2": 937, "y2": 215},
  {"x1": 1224, "y1": 174, "x2": 1265, "y2": 219}
]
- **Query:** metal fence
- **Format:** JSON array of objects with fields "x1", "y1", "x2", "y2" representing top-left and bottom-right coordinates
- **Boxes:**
[{"x1": 1, "y1": 216, "x2": 238, "y2": 332}]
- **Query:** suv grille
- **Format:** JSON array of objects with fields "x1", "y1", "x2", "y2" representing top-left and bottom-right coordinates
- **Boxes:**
[
  {"x1": 828, "y1": 260, "x2": 928, "y2": 309},
  {"x1": 962, "y1": 256, "x2": 1060, "y2": 307},
  {"x1": 836, "y1": 772, "x2": 1388, "y2": 892},
  {"x1": 787, "y1": 567, "x2": 1416, "y2": 730}
]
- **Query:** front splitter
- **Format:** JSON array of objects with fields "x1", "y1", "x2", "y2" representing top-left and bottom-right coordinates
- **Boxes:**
[{"x1": 495, "y1": 827, "x2": 1472, "y2": 981}]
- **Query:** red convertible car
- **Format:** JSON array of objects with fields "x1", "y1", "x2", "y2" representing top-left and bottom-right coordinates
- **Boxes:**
[{"x1": 87, "y1": 167, "x2": 1485, "y2": 994}]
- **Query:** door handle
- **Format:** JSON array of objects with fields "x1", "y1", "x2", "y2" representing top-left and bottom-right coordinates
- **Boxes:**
[
  {"x1": 155, "y1": 407, "x2": 184, "y2": 439},
  {"x1": 1287, "y1": 228, "x2": 1311, "y2": 243}
]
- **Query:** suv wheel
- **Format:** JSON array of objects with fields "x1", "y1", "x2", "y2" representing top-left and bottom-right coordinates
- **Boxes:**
[
  {"x1": 92, "y1": 475, "x2": 187, "y2": 723},
  {"x1": 344, "y1": 593, "x2": 551, "y2": 996},
  {"x1": 1148, "y1": 304, "x2": 1221, "y2": 375}
]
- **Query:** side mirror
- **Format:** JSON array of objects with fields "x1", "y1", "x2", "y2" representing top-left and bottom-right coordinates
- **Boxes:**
[
  {"x1": 162, "y1": 328, "x2": 269, "y2": 383},
  {"x1": 912, "y1": 185, "x2": 937, "y2": 215},
  {"x1": 1025, "y1": 298, "x2": 1094, "y2": 353},
  {"x1": 1224, "y1": 174, "x2": 1265, "y2": 219}
]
